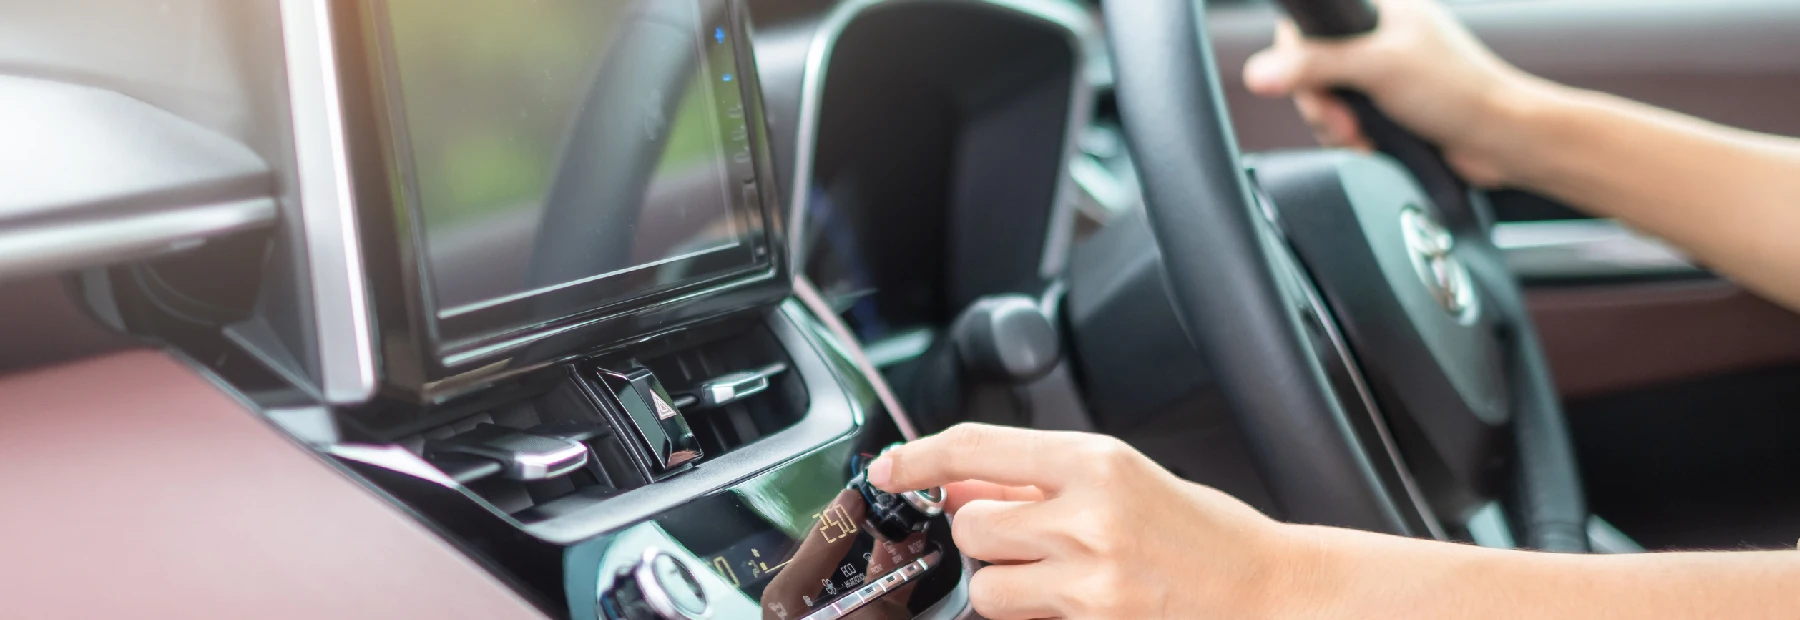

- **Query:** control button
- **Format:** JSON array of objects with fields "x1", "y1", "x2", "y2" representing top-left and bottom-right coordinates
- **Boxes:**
[
  {"x1": 799, "y1": 550, "x2": 942, "y2": 620},
  {"x1": 425, "y1": 424, "x2": 589, "y2": 481},
  {"x1": 830, "y1": 591, "x2": 864, "y2": 613},
  {"x1": 601, "y1": 549, "x2": 710, "y2": 620},
  {"x1": 797, "y1": 606, "x2": 841, "y2": 620},
  {"x1": 597, "y1": 362, "x2": 702, "y2": 475}
]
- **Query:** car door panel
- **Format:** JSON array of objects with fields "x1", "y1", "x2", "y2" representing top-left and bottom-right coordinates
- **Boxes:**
[{"x1": 0, "y1": 350, "x2": 548, "y2": 619}]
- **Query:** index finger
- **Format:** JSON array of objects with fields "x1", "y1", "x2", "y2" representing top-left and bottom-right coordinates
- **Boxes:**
[{"x1": 866, "y1": 423, "x2": 1092, "y2": 495}]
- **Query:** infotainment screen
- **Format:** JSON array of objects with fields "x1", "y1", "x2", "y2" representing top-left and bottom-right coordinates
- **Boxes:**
[{"x1": 376, "y1": 0, "x2": 770, "y2": 346}]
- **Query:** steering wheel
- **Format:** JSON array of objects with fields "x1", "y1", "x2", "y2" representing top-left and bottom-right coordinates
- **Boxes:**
[{"x1": 1102, "y1": 0, "x2": 1589, "y2": 551}]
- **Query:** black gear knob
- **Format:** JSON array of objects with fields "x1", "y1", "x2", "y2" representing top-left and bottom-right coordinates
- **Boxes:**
[{"x1": 951, "y1": 294, "x2": 1062, "y2": 384}]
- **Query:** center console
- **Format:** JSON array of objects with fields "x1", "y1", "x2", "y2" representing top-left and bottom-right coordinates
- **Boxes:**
[{"x1": 324, "y1": 1, "x2": 970, "y2": 617}]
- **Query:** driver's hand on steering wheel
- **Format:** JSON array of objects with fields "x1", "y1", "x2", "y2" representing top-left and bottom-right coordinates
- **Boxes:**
[
  {"x1": 866, "y1": 423, "x2": 1305, "y2": 619},
  {"x1": 1243, "y1": 0, "x2": 1544, "y2": 187}
]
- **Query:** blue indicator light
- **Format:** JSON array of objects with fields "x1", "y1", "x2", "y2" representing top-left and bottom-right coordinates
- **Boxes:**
[
  {"x1": 722, "y1": 73, "x2": 733, "y2": 82},
  {"x1": 714, "y1": 27, "x2": 725, "y2": 43}
]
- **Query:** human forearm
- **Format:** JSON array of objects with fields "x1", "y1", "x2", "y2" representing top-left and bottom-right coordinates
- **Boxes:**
[
  {"x1": 1485, "y1": 79, "x2": 1800, "y2": 309},
  {"x1": 1275, "y1": 523, "x2": 1800, "y2": 619}
]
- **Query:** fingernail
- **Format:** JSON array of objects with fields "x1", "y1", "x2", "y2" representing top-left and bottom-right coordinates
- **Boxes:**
[{"x1": 866, "y1": 455, "x2": 893, "y2": 489}]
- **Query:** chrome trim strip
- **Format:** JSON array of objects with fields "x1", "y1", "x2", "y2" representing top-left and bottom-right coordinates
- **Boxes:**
[
  {"x1": 794, "y1": 276, "x2": 920, "y2": 440},
  {"x1": 1587, "y1": 515, "x2": 1646, "y2": 554},
  {"x1": 280, "y1": 0, "x2": 378, "y2": 404},
  {"x1": 785, "y1": 0, "x2": 1097, "y2": 278},
  {"x1": 861, "y1": 327, "x2": 936, "y2": 369},
  {"x1": 1492, "y1": 219, "x2": 1699, "y2": 279},
  {"x1": 0, "y1": 198, "x2": 274, "y2": 281},
  {"x1": 1252, "y1": 193, "x2": 1450, "y2": 540},
  {"x1": 1466, "y1": 501, "x2": 1516, "y2": 549},
  {"x1": 1288, "y1": 247, "x2": 1450, "y2": 540}
]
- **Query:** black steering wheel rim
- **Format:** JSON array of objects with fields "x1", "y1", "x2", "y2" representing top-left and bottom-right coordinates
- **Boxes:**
[{"x1": 1101, "y1": 0, "x2": 1589, "y2": 551}]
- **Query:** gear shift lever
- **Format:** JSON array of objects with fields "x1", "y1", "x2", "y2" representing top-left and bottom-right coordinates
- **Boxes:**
[{"x1": 901, "y1": 293, "x2": 1063, "y2": 433}]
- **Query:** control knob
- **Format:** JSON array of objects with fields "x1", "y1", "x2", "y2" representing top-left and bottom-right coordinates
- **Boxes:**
[
  {"x1": 853, "y1": 447, "x2": 947, "y2": 542},
  {"x1": 601, "y1": 549, "x2": 710, "y2": 620}
]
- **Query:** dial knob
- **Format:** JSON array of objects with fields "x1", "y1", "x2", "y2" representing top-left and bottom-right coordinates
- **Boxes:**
[
  {"x1": 602, "y1": 549, "x2": 710, "y2": 620},
  {"x1": 855, "y1": 446, "x2": 947, "y2": 542}
]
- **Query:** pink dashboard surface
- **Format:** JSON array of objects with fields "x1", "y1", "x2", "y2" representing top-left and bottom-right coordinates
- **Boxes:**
[{"x1": 0, "y1": 350, "x2": 548, "y2": 619}]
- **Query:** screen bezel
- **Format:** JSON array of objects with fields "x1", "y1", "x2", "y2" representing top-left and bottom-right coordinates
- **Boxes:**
[
  {"x1": 342, "y1": 0, "x2": 790, "y2": 403},
  {"x1": 370, "y1": 0, "x2": 776, "y2": 352}
]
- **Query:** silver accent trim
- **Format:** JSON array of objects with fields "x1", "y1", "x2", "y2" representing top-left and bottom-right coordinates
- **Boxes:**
[
  {"x1": 1587, "y1": 515, "x2": 1646, "y2": 554},
  {"x1": 799, "y1": 550, "x2": 943, "y2": 620},
  {"x1": 862, "y1": 327, "x2": 937, "y2": 369},
  {"x1": 689, "y1": 362, "x2": 787, "y2": 409},
  {"x1": 1466, "y1": 501, "x2": 1516, "y2": 549},
  {"x1": 1289, "y1": 248, "x2": 1449, "y2": 540},
  {"x1": 1400, "y1": 206, "x2": 1479, "y2": 323},
  {"x1": 264, "y1": 405, "x2": 341, "y2": 446},
  {"x1": 785, "y1": 0, "x2": 1098, "y2": 279},
  {"x1": 1260, "y1": 205, "x2": 1450, "y2": 540},
  {"x1": 0, "y1": 198, "x2": 274, "y2": 282},
  {"x1": 632, "y1": 549, "x2": 712, "y2": 619},
  {"x1": 511, "y1": 441, "x2": 592, "y2": 481},
  {"x1": 280, "y1": 0, "x2": 378, "y2": 404},
  {"x1": 1492, "y1": 219, "x2": 1699, "y2": 280},
  {"x1": 903, "y1": 486, "x2": 947, "y2": 518}
]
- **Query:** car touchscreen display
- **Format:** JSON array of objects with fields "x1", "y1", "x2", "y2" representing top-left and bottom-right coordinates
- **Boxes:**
[{"x1": 377, "y1": 0, "x2": 768, "y2": 344}]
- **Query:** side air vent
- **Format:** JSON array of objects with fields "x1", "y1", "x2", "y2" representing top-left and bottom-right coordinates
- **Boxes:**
[{"x1": 400, "y1": 381, "x2": 650, "y2": 517}]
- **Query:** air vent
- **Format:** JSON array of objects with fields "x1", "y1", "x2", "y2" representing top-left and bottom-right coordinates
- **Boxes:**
[
  {"x1": 383, "y1": 323, "x2": 809, "y2": 523},
  {"x1": 638, "y1": 325, "x2": 809, "y2": 462},
  {"x1": 400, "y1": 381, "x2": 649, "y2": 518}
]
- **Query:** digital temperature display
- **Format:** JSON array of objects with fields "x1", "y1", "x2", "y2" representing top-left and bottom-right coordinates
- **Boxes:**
[{"x1": 664, "y1": 489, "x2": 934, "y2": 619}]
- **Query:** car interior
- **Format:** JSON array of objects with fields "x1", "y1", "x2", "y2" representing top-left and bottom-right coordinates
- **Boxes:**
[{"x1": 3, "y1": 0, "x2": 1798, "y2": 617}]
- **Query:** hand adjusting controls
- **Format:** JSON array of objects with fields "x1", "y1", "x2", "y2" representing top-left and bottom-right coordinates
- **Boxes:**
[
  {"x1": 852, "y1": 445, "x2": 946, "y2": 542},
  {"x1": 601, "y1": 549, "x2": 710, "y2": 620}
]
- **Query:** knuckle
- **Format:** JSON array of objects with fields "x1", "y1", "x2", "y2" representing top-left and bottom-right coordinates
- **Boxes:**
[
  {"x1": 1067, "y1": 570, "x2": 1126, "y2": 615},
  {"x1": 949, "y1": 502, "x2": 992, "y2": 551},
  {"x1": 967, "y1": 568, "x2": 1016, "y2": 618},
  {"x1": 1063, "y1": 505, "x2": 1122, "y2": 557},
  {"x1": 1079, "y1": 436, "x2": 1137, "y2": 482}
]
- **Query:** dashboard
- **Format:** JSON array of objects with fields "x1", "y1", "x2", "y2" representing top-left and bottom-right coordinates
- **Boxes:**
[{"x1": 0, "y1": 0, "x2": 1095, "y2": 618}]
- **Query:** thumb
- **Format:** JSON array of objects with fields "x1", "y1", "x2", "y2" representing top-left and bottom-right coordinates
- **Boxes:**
[{"x1": 1243, "y1": 48, "x2": 1302, "y2": 97}]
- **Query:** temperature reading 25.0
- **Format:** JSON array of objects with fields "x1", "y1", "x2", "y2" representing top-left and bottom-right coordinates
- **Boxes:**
[{"x1": 815, "y1": 503, "x2": 858, "y2": 543}]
